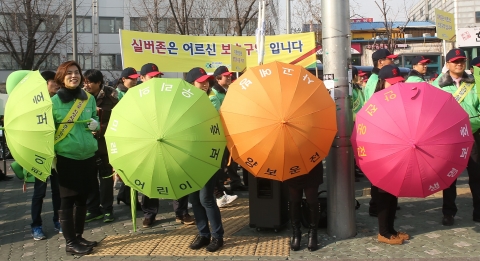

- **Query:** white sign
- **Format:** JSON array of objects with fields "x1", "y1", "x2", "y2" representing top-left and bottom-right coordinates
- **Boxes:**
[{"x1": 456, "y1": 27, "x2": 480, "y2": 47}]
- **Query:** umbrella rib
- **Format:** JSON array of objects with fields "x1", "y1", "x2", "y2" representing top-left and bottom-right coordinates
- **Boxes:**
[
  {"x1": 284, "y1": 125, "x2": 333, "y2": 160},
  {"x1": 420, "y1": 116, "x2": 472, "y2": 144},
  {"x1": 287, "y1": 105, "x2": 336, "y2": 121},
  {"x1": 357, "y1": 114, "x2": 410, "y2": 143},
  {"x1": 161, "y1": 90, "x2": 203, "y2": 137},
  {"x1": 282, "y1": 124, "x2": 317, "y2": 173},
  {"x1": 284, "y1": 83, "x2": 323, "y2": 120},
  {"x1": 281, "y1": 65, "x2": 303, "y2": 118},
  {"x1": 159, "y1": 144, "x2": 178, "y2": 199},
  {"x1": 227, "y1": 85, "x2": 279, "y2": 120}
]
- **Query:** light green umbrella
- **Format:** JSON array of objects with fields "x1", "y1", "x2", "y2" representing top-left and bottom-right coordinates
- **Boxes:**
[
  {"x1": 105, "y1": 78, "x2": 226, "y2": 200},
  {"x1": 4, "y1": 71, "x2": 55, "y2": 182}
]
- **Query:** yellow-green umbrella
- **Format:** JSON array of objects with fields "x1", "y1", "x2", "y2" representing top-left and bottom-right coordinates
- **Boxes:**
[
  {"x1": 106, "y1": 78, "x2": 226, "y2": 200},
  {"x1": 4, "y1": 71, "x2": 55, "y2": 182}
]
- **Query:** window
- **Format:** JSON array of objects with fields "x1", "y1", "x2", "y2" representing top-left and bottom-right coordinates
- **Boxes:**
[
  {"x1": 99, "y1": 17, "x2": 123, "y2": 33},
  {"x1": 0, "y1": 13, "x2": 27, "y2": 31},
  {"x1": 38, "y1": 15, "x2": 60, "y2": 32},
  {"x1": 66, "y1": 16, "x2": 92, "y2": 33},
  {"x1": 0, "y1": 53, "x2": 20, "y2": 70},
  {"x1": 420, "y1": 8, "x2": 424, "y2": 17},
  {"x1": 67, "y1": 53, "x2": 93, "y2": 70},
  {"x1": 210, "y1": 18, "x2": 230, "y2": 35},
  {"x1": 241, "y1": 19, "x2": 257, "y2": 35},
  {"x1": 99, "y1": 54, "x2": 122, "y2": 70},
  {"x1": 157, "y1": 18, "x2": 176, "y2": 34},
  {"x1": 130, "y1": 17, "x2": 148, "y2": 31},
  {"x1": 187, "y1": 18, "x2": 205, "y2": 35},
  {"x1": 34, "y1": 54, "x2": 60, "y2": 70},
  {"x1": 476, "y1": 12, "x2": 480, "y2": 23}
]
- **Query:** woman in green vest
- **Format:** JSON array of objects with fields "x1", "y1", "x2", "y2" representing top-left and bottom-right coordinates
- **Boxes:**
[{"x1": 52, "y1": 61, "x2": 99, "y2": 256}]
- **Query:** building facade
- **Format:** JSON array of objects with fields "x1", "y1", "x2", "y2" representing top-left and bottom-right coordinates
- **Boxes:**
[{"x1": 0, "y1": 0, "x2": 280, "y2": 84}]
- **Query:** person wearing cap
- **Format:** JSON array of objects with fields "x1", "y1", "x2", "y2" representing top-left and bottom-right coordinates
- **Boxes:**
[
  {"x1": 351, "y1": 67, "x2": 366, "y2": 181},
  {"x1": 140, "y1": 62, "x2": 164, "y2": 82},
  {"x1": 185, "y1": 67, "x2": 225, "y2": 252},
  {"x1": 364, "y1": 49, "x2": 398, "y2": 218},
  {"x1": 371, "y1": 64, "x2": 408, "y2": 245},
  {"x1": 115, "y1": 67, "x2": 140, "y2": 100},
  {"x1": 432, "y1": 48, "x2": 480, "y2": 226},
  {"x1": 406, "y1": 56, "x2": 431, "y2": 83},
  {"x1": 83, "y1": 69, "x2": 119, "y2": 223},
  {"x1": 134, "y1": 63, "x2": 194, "y2": 228},
  {"x1": 470, "y1": 56, "x2": 480, "y2": 73},
  {"x1": 212, "y1": 66, "x2": 248, "y2": 192},
  {"x1": 364, "y1": 49, "x2": 398, "y2": 102}
]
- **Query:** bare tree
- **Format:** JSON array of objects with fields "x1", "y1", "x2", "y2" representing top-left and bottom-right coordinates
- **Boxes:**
[
  {"x1": 374, "y1": 0, "x2": 411, "y2": 53},
  {"x1": 0, "y1": 0, "x2": 72, "y2": 70},
  {"x1": 223, "y1": 0, "x2": 262, "y2": 36}
]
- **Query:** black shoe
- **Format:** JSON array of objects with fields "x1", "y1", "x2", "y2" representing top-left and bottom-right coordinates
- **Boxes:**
[
  {"x1": 205, "y1": 237, "x2": 223, "y2": 252},
  {"x1": 442, "y1": 215, "x2": 454, "y2": 226},
  {"x1": 231, "y1": 185, "x2": 248, "y2": 191},
  {"x1": 190, "y1": 235, "x2": 211, "y2": 250},
  {"x1": 76, "y1": 235, "x2": 98, "y2": 247}
]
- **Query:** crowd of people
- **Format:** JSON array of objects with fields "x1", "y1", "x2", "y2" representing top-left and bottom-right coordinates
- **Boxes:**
[
  {"x1": 351, "y1": 47, "x2": 480, "y2": 245},
  {"x1": 1, "y1": 45, "x2": 479, "y2": 255}
]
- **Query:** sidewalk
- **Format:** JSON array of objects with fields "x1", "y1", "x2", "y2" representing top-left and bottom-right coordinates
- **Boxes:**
[{"x1": 1, "y1": 161, "x2": 480, "y2": 260}]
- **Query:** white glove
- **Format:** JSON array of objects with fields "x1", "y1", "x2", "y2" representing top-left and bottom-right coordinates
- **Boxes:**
[{"x1": 88, "y1": 118, "x2": 98, "y2": 131}]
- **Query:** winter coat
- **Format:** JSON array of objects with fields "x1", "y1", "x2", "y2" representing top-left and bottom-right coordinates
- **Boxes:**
[
  {"x1": 212, "y1": 83, "x2": 227, "y2": 105},
  {"x1": 92, "y1": 85, "x2": 119, "y2": 157},
  {"x1": 352, "y1": 83, "x2": 365, "y2": 121},
  {"x1": 363, "y1": 68, "x2": 380, "y2": 102},
  {"x1": 209, "y1": 90, "x2": 221, "y2": 111},
  {"x1": 52, "y1": 87, "x2": 99, "y2": 160},
  {"x1": 432, "y1": 72, "x2": 480, "y2": 133},
  {"x1": 405, "y1": 70, "x2": 426, "y2": 83},
  {"x1": 116, "y1": 83, "x2": 128, "y2": 101}
]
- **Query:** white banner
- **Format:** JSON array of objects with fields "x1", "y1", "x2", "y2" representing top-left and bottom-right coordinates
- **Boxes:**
[{"x1": 456, "y1": 27, "x2": 480, "y2": 47}]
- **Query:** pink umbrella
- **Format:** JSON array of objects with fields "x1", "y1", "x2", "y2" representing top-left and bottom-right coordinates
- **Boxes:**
[{"x1": 352, "y1": 82, "x2": 474, "y2": 197}]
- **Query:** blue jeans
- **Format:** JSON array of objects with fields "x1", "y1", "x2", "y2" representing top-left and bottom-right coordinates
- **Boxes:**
[
  {"x1": 31, "y1": 170, "x2": 61, "y2": 228},
  {"x1": 189, "y1": 171, "x2": 224, "y2": 239}
]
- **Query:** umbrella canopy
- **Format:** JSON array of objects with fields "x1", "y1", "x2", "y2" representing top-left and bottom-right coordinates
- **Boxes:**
[
  {"x1": 352, "y1": 82, "x2": 474, "y2": 197},
  {"x1": 105, "y1": 78, "x2": 226, "y2": 199},
  {"x1": 220, "y1": 61, "x2": 337, "y2": 181},
  {"x1": 4, "y1": 71, "x2": 55, "y2": 182}
]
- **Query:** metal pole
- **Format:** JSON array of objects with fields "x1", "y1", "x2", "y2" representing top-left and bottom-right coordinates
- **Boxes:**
[
  {"x1": 286, "y1": 0, "x2": 290, "y2": 34},
  {"x1": 72, "y1": 0, "x2": 78, "y2": 62},
  {"x1": 322, "y1": 0, "x2": 356, "y2": 239}
]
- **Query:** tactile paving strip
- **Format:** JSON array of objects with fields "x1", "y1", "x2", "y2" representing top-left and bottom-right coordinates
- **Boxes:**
[
  {"x1": 255, "y1": 236, "x2": 290, "y2": 256},
  {"x1": 116, "y1": 234, "x2": 164, "y2": 255},
  {"x1": 90, "y1": 235, "x2": 132, "y2": 256},
  {"x1": 92, "y1": 198, "x2": 290, "y2": 257}
]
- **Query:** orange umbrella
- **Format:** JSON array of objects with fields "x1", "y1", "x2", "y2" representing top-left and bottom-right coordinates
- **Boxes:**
[{"x1": 220, "y1": 61, "x2": 337, "y2": 181}]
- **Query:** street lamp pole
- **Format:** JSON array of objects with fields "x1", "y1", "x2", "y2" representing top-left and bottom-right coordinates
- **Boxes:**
[
  {"x1": 321, "y1": 0, "x2": 356, "y2": 239},
  {"x1": 72, "y1": 0, "x2": 78, "y2": 62}
]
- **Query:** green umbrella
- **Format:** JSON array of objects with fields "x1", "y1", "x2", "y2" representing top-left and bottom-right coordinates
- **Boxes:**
[
  {"x1": 105, "y1": 78, "x2": 226, "y2": 200},
  {"x1": 4, "y1": 71, "x2": 55, "y2": 182}
]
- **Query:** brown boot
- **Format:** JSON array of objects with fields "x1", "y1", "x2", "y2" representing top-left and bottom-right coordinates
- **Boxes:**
[
  {"x1": 377, "y1": 234, "x2": 404, "y2": 245},
  {"x1": 396, "y1": 231, "x2": 409, "y2": 240}
]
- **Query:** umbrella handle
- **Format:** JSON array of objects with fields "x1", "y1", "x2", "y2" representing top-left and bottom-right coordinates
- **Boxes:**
[{"x1": 411, "y1": 87, "x2": 420, "y2": 100}]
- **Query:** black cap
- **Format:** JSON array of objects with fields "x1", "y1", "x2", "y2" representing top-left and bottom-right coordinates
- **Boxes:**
[
  {"x1": 372, "y1": 49, "x2": 398, "y2": 63},
  {"x1": 120, "y1": 67, "x2": 140, "y2": 79},
  {"x1": 213, "y1": 66, "x2": 233, "y2": 77},
  {"x1": 378, "y1": 65, "x2": 405, "y2": 85},
  {"x1": 411, "y1": 56, "x2": 431, "y2": 65},
  {"x1": 446, "y1": 49, "x2": 466, "y2": 62},
  {"x1": 471, "y1": 57, "x2": 480, "y2": 67},
  {"x1": 140, "y1": 63, "x2": 163, "y2": 77},
  {"x1": 186, "y1": 67, "x2": 214, "y2": 83},
  {"x1": 352, "y1": 67, "x2": 358, "y2": 77}
]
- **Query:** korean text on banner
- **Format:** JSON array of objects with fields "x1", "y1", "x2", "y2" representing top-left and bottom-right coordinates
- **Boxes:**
[
  {"x1": 435, "y1": 9, "x2": 456, "y2": 41},
  {"x1": 120, "y1": 30, "x2": 316, "y2": 72},
  {"x1": 230, "y1": 45, "x2": 246, "y2": 72}
]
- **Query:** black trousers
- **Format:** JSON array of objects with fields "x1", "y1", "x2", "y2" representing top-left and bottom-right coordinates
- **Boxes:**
[
  {"x1": 221, "y1": 148, "x2": 243, "y2": 188},
  {"x1": 377, "y1": 188, "x2": 398, "y2": 238},
  {"x1": 443, "y1": 157, "x2": 480, "y2": 218},
  {"x1": 141, "y1": 195, "x2": 189, "y2": 219},
  {"x1": 369, "y1": 184, "x2": 379, "y2": 214},
  {"x1": 86, "y1": 153, "x2": 114, "y2": 214}
]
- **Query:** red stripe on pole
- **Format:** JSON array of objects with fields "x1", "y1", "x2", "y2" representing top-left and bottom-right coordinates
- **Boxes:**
[{"x1": 289, "y1": 45, "x2": 321, "y2": 65}]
